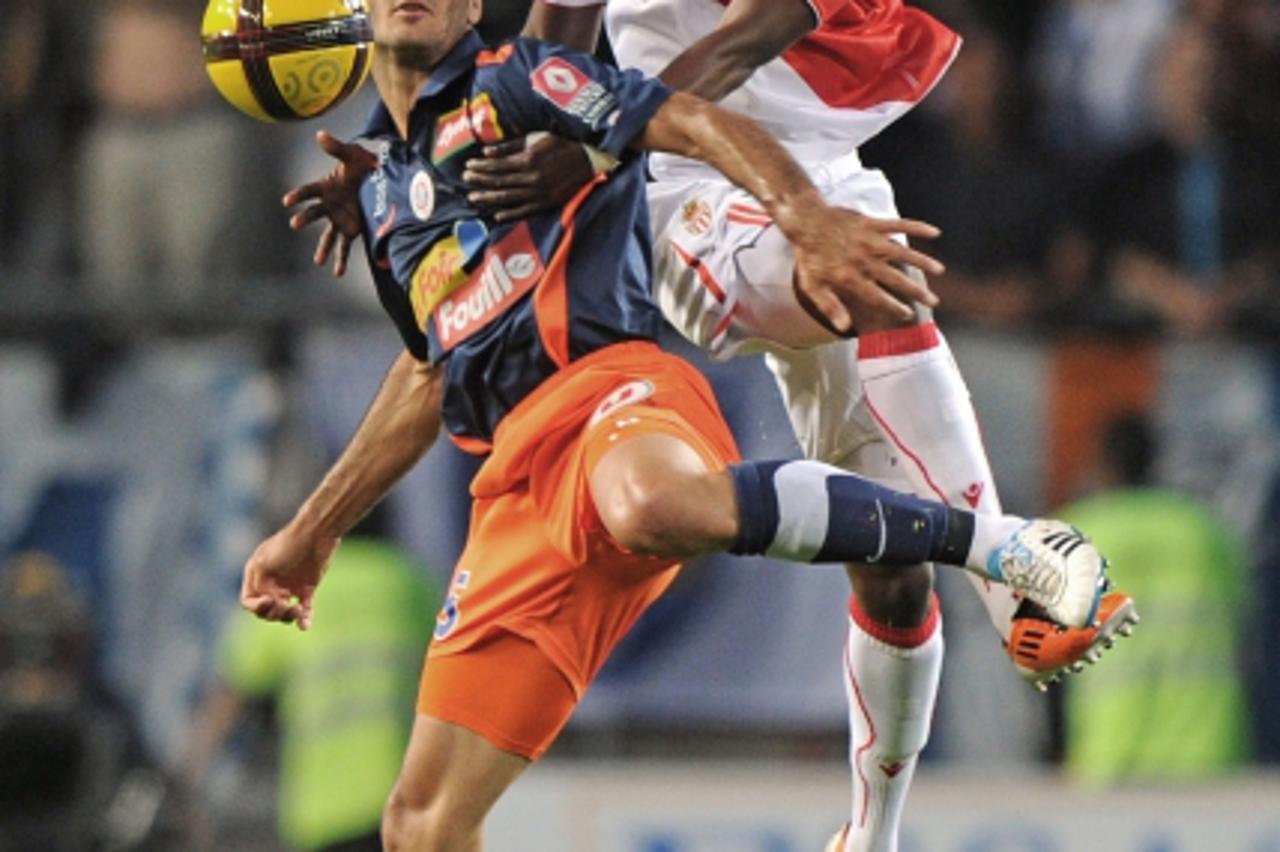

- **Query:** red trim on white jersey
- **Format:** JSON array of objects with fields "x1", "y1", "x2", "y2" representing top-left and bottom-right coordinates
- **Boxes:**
[
  {"x1": 725, "y1": 203, "x2": 772, "y2": 227},
  {"x1": 670, "y1": 240, "x2": 728, "y2": 303},
  {"x1": 554, "y1": 0, "x2": 958, "y2": 115},
  {"x1": 777, "y1": 0, "x2": 960, "y2": 112}
]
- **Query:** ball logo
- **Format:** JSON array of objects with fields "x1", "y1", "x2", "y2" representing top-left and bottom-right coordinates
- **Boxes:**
[
  {"x1": 410, "y1": 170, "x2": 435, "y2": 221},
  {"x1": 589, "y1": 380, "x2": 656, "y2": 427},
  {"x1": 306, "y1": 58, "x2": 341, "y2": 93}
]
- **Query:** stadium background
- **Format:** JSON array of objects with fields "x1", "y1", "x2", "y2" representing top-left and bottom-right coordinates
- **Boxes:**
[{"x1": 1, "y1": 0, "x2": 1278, "y2": 849}]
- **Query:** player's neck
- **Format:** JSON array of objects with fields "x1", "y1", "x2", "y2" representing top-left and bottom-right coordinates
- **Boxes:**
[{"x1": 372, "y1": 58, "x2": 433, "y2": 138}]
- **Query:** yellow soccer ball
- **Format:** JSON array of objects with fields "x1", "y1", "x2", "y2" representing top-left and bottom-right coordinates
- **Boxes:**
[{"x1": 201, "y1": 0, "x2": 373, "y2": 122}]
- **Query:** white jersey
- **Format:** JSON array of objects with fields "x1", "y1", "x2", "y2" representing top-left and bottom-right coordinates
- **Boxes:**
[
  {"x1": 539, "y1": 0, "x2": 961, "y2": 174},
  {"x1": 538, "y1": 0, "x2": 962, "y2": 471}
]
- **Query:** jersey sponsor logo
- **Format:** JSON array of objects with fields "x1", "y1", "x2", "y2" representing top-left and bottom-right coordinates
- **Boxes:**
[
  {"x1": 434, "y1": 570, "x2": 470, "y2": 641},
  {"x1": 375, "y1": 203, "x2": 398, "y2": 240},
  {"x1": 454, "y1": 217, "x2": 490, "y2": 262},
  {"x1": 371, "y1": 141, "x2": 391, "y2": 219},
  {"x1": 432, "y1": 103, "x2": 476, "y2": 163},
  {"x1": 467, "y1": 92, "x2": 504, "y2": 145},
  {"x1": 410, "y1": 235, "x2": 466, "y2": 330},
  {"x1": 410, "y1": 169, "x2": 436, "y2": 220},
  {"x1": 588, "y1": 379, "x2": 656, "y2": 428},
  {"x1": 434, "y1": 223, "x2": 545, "y2": 350},
  {"x1": 680, "y1": 197, "x2": 713, "y2": 236},
  {"x1": 530, "y1": 57, "x2": 619, "y2": 127},
  {"x1": 434, "y1": 95, "x2": 504, "y2": 162}
]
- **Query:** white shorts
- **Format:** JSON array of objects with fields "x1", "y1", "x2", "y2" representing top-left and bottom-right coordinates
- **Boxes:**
[{"x1": 646, "y1": 151, "x2": 911, "y2": 488}]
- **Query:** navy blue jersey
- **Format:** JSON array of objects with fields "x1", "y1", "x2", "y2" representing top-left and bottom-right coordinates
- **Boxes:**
[{"x1": 357, "y1": 31, "x2": 672, "y2": 453}]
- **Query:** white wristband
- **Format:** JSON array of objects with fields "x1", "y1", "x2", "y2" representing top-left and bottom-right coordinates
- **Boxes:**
[
  {"x1": 525, "y1": 130, "x2": 618, "y2": 175},
  {"x1": 582, "y1": 144, "x2": 619, "y2": 174}
]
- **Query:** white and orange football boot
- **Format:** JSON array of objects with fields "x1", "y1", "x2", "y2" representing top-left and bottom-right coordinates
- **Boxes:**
[
  {"x1": 1005, "y1": 591, "x2": 1139, "y2": 691},
  {"x1": 824, "y1": 824, "x2": 850, "y2": 852}
]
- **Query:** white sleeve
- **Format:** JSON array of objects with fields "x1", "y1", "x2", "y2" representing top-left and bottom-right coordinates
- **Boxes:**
[{"x1": 535, "y1": 0, "x2": 607, "y2": 6}]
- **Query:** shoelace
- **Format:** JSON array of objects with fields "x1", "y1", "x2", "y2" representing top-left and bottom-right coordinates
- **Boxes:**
[{"x1": 1003, "y1": 541, "x2": 1065, "y2": 603}]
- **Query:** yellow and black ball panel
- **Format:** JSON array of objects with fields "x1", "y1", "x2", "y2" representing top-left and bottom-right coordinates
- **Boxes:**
[{"x1": 202, "y1": 0, "x2": 372, "y2": 122}]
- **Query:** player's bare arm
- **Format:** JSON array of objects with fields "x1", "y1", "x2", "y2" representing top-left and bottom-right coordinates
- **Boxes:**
[
  {"x1": 469, "y1": 0, "x2": 811, "y2": 219},
  {"x1": 522, "y1": 1, "x2": 604, "y2": 52},
  {"x1": 240, "y1": 351, "x2": 444, "y2": 629},
  {"x1": 638, "y1": 91, "x2": 942, "y2": 332},
  {"x1": 653, "y1": 0, "x2": 814, "y2": 100}
]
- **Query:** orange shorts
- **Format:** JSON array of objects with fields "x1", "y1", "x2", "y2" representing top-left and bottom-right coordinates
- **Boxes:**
[{"x1": 418, "y1": 341, "x2": 740, "y2": 760}]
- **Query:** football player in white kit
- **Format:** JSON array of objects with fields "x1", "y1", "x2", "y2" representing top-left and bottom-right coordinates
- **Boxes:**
[{"x1": 457, "y1": 1, "x2": 1137, "y2": 849}]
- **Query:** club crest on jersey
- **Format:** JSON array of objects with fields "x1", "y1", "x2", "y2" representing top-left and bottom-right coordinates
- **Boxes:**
[
  {"x1": 434, "y1": 223, "x2": 544, "y2": 350},
  {"x1": 531, "y1": 57, "x2": 618, "y2": 127},
  {"x1": 588, "y1": 380, "x2": 656, "y2": 428},
  {"x1": 410, "y1": 170, "x2": 435, "y2": 220},
  {"x1": 680, "y1": 198, "x2": 713, "y2": 236}
]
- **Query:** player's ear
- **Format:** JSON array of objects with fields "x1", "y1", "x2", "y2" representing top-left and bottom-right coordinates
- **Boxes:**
[{"x1": 467, "y1": 0, "x2": 482, "y2": 26}]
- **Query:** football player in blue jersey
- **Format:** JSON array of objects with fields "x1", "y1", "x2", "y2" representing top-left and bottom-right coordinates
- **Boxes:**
[{"x1": 240, "y1": 1, "x2": 1110, "y2": 848}]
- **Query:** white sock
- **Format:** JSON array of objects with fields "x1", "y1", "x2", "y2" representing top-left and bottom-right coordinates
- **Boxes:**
[
  {"x1": 856, "y1": 322, "x2": 1022, "y2": 639},
  {"x1": 968, "y1": 514, "x2": 1026, "y2": 574},
  {"x1": 842, "y1": 592, "x2": 943, "y2": 852}
]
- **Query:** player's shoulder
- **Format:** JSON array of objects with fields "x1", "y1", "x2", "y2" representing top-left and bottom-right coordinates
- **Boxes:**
[
  {"x1": 471, "y1": 37, "x2": 567, "y2": 85},
  {"x1": 474, "y1": 36, "x2": 609, "y2": 96}
]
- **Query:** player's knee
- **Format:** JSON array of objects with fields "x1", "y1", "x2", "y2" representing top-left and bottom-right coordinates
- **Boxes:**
[
  {"x1": 599, "y1": 473, "x2": 683, "y2": 555},
  {"x1": 382, "y1": 783, "x2": 421, "y2": 852},
  {"x1": 600, "y1": 465, "x2": 727, "y2": 557},
  {"x1": 382, "y1": 780, "x2": 468, "y2": 852},
  {"x1": 847, "y1": 561, "x2": 934, "y2": 625}
]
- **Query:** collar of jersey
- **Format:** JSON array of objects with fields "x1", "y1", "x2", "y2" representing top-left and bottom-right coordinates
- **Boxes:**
[{"x1": 361, "y1": 28, "x2": 486, "y2": 139}]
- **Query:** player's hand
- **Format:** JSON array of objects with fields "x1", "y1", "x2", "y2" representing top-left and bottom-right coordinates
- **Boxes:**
[
  {"x1": 791, "y1": 208, "x2": 945, "y2": 334},
  {"x1": 463, "y1": 133, "x2": 596, "y2": 223},
  {"x1": 282, "y1": 130, "x2": 377, "y2": 276},
  {"x1": 240, "y1": 523, "x2": 340, "y2": 631}
]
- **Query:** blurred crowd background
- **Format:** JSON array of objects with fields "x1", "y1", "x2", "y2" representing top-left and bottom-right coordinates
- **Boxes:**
[{"x1": 1, "y1": 0, "x2": 1278, "y2": 849}]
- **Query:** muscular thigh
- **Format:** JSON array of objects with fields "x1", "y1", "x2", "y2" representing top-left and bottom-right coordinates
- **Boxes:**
[
  {"x1": 762, "y1": 340, "x2": 924, "y2": 493},
  {"x1": 393, "y1": 711, "x2": 529, "y2": 823}
]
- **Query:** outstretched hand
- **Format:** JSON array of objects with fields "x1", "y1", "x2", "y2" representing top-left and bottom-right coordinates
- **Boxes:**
[
  {"x1": 463, "y1": 133, "x2": 597, "y2": 223},
  {"x1": 240, "y1": 523, "x2": 340, "y2": 631},
  {"x1": 282, "y1": 130, "x2": 377, "y2": 276},
  {"x1": 791, "y1": 208, "x2": 945, "y2": 334}
]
